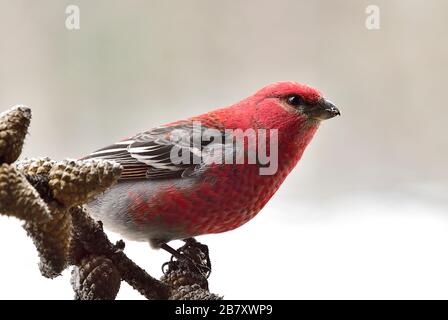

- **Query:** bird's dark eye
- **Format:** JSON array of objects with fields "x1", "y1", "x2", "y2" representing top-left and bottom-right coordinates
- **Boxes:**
[{"x1": 286, "y1": 95, "x2": 303, "y2": 107}]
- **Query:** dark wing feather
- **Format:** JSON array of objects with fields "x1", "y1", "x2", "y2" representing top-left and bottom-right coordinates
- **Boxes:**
[{"x1": 83, "y1": 122, "x2": 227, "y2": 180}]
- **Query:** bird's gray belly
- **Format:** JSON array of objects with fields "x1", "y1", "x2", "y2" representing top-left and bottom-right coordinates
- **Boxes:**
[{"x1": 85, "y1": 177, "x2": 199, "y2": 244}]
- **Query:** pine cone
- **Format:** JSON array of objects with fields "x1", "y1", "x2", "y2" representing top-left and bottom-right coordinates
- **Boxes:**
[
  {"x1": 71, "y1": 255, "x2": 121, "y2": 300},
  {"x1": 24, "y1": 205, "x2": 72, "y2": 278},
  {"x1": 0, "y1": 105, "x2": 31, "y2": 164},
  {"x1": 16, "y1": 157, "x2": 56, "y2": 175},
  {"x1": 48, "y1": 159, "x2": 122, "y2": 207},
  {"x1": 161, "y1": 269, "x2": 208, "y2": 290},
  {"x1": 0, "y1": 163, "x2": 51, "y2": 223},
  {"x1": 170, "y1": 284, "x2": 222, "y2": 300}
]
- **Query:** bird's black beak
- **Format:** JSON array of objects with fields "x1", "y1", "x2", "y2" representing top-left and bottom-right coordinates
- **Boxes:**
[{"x1": 306, "y1": 98, "x2": 341, "y2": 120}]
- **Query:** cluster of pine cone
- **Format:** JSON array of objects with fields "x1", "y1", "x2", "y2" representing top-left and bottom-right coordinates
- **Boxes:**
[{"x1": 0, "y1": 105, "x2": 221, "y2": 300}]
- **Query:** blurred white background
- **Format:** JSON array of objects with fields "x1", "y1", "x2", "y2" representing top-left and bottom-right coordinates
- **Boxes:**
[{"x1": 0, "y1": 0, "x2": 447, "y2": 299}]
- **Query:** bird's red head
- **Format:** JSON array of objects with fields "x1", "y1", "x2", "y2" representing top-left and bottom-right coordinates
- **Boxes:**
[
  {"x1": 251, "y1": 81, "x2": 340, "y2": 122},
  {"x1": 254, "y1": 81, "x2": 322, "y2": 104},
  {"x1": 201, "y1": 81, "x2": 339, "y2": 133}
]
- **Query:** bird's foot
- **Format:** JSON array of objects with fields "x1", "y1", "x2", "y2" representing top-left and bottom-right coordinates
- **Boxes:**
[{"x1": 161, "y1": 238, "x2": 211, "y2": 279}]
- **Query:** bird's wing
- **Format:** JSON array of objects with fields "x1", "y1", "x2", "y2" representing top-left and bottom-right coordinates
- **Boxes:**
[{"x1": 83, "y1": 121, "x2": 229, "y2": 180}]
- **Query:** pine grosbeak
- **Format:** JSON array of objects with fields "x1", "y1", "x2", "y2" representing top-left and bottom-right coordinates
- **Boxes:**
[{"x1": 84, "y1": 82, "x2": 340, "y2": 248}]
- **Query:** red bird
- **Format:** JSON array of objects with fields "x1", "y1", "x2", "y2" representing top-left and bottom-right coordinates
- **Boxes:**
[{"x1": 84, "y1": 82, "x2": 340, "y2": 249}]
